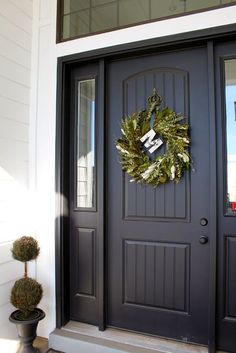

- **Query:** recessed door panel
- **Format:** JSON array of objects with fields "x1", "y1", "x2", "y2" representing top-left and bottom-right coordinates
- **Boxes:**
[{"x1": 124, "y1": 240, "x2": 190, "y2": 312}]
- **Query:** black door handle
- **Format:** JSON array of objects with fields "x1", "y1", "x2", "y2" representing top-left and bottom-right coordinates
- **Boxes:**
[{"x1": 199, "y1": 236, "x2": 208, "y2": 244}]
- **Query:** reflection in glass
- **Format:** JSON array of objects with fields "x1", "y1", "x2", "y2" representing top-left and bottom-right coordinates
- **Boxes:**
[
  {"x1": 61, "y1": 0, "x2": 236, "y2": 40},
  {"x1": 77, "y1": 79, "x2": 95, "y2": 208},
  {"x1": 91, "y1": 2, "x2": 117, "y2": 32},
  {"x1": 119, "y1": 0, "x2": 149, "y2": 26},
  {"x1": 225, "y1": 60, "x2": 236, "y2": 215},
  {"x1": 64, "y1": 0, "x2": 89, "y2": 14},
  {"x1": 63, "y1": 10, "x2": 90, "y2": 39}
]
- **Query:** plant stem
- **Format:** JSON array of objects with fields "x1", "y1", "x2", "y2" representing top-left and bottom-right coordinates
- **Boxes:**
[{"x1": 24, "y1": 262, "x2": 28, "y2": 278}]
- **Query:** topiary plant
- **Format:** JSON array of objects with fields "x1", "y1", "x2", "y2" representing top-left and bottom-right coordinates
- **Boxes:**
[
  {"x1": 12, "y1": 236, "x2": 40, "y2": 262},
  {"x1": 11, "y1": 278, "x2": 43, "y2": 320},
  {"x1": 10, "y1": 236, "x2": 43, "y2": 320}
]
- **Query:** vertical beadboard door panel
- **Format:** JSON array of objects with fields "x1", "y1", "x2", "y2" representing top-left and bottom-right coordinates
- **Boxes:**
[
  {"x1": 107, "y1": 47, "x2": 211, "y2": 344},
  {"x1": 124, "y1": 241, "x2": 190, "y2": 312},
  {"x1": 123, "y1": 69, "x2": 189, "y2": 222}
]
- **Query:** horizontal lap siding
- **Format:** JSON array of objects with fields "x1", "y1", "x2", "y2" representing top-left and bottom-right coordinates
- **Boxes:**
[{"x1": 0, "y1": 0, "x2": 33, "y2": 339}]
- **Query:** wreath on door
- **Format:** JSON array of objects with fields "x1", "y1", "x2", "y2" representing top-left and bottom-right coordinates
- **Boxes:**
[{"x1": 115, "y1": 89, "x2": 192, "y2": 186}]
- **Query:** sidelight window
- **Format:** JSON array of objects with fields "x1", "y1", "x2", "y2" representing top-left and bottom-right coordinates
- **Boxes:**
[
  {"x1": 76, "y1": 79, "x2": 96, "y2": 209},
  {"x1": 57, "y1": 0, "x2": 236, "y2": 42},
  {"x1": 224, "y1": 59, "x2": 236, "y2": 215}
]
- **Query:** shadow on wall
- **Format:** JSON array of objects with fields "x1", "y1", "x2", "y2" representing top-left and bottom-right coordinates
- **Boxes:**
[
  {"x1": 0, "y1": 162, "x2": 36, "y2": 341},
  {"x1": 0, "y1": 164, "x2": 34, "y2": 242}
]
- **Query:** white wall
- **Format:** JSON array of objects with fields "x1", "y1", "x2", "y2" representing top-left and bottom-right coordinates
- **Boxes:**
[
  {"x1": 31, "y1": 0, "x2": 236, "y2": 338},
  {"x1": 0, "y1": 0, "x2": 33, "y2": 341}
]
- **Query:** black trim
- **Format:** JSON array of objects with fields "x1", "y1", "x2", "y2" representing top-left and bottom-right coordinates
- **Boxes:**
[
  {"x1": 56, "y1": 1, "x2": 236, "y2": 43},
  {"x1": 57, "y1": 24, "x2": 236, "y2": 65},
  {"x1": 207, "y1": 40, "x2": 217, "y2": 353},
  {"x1": 56, "y1": 0, "x2": 63, "y2": 44},
  {"x1": 55, "y1": 58, "x2": 63, "y2": 328},
  {"x1": 55, "y1": 61, "x2": 71, "y2": 327},
  {"x1": 98, "y1": 59, "x2": 105, "y2": 331}
]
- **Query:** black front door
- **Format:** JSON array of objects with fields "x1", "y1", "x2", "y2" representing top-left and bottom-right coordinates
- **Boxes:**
[{"x1": 107, "y1": 47, "x2": 211, "y2": 344}]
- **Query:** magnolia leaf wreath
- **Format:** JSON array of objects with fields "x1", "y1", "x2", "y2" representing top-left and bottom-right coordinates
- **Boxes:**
[{"x1": 116, "y1": 89, "x2": 192, "y2": 186}]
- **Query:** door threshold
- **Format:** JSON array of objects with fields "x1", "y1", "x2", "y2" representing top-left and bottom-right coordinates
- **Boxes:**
[{"x1": 49, "y1": 321, "x2": 225, "y2": 353}]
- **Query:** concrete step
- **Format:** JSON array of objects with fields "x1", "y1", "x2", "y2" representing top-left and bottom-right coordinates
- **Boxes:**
[{"x1": 49, "y1": 321, "x2": 213, "y2": 353}]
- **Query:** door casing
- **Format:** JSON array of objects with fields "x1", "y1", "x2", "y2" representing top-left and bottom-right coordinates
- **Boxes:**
[{"x1": 55, "y1": 24, "x2": 236, "y2": 353}]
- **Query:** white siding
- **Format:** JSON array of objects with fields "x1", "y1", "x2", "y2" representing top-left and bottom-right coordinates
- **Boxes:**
[
  {"x1": 0, "y1": 0, "x2": 33, "y2": 340},
  {"x1": 29, "y1": 0, "x2": 56, "y2": 338}
]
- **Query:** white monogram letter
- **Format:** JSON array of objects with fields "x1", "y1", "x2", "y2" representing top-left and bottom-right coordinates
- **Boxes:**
[{"x1": 140, "y1": 129, "x2": 163, "y2": 154}]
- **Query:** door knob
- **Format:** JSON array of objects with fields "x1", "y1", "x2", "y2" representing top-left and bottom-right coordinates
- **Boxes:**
[
  {"x1": 199, "y1": 236, "x2": 208, "y2": 244},
  {"x1": 200, "y1": 218, "x2": 208, "y2": 226}
]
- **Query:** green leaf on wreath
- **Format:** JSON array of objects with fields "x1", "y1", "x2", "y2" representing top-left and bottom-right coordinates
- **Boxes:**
[{"x1": 115, "y1": 89, "x2": 192, "y2": 187}]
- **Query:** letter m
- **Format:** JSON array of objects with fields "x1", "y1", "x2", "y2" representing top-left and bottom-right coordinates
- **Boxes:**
[{"x1": 140, "y1": 129, "x2": 163, "y2": 154}]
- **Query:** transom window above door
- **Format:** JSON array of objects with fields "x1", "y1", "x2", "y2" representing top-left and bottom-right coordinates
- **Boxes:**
[{"x1": 57, "y1": 0, "x2": 236, "y2": 41}]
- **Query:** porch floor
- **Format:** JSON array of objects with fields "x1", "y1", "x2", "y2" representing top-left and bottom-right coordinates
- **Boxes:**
[{"x1": 0, "y1": 336, "x2": 63, "y2": 353}]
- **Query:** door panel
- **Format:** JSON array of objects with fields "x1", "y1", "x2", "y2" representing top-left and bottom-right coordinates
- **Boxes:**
[
  {"x1": 215, "y1": 40, "x2": 236, "y2": 353},
  {"x1": 124, "y1": 240, "x2": 190, "y2": 312},
  {"x1": 123, "y1": 68, "x2": 190, "y2": 222},
  {"x1": 107, "y1": 48, "x2": 211, "y2": 344}
]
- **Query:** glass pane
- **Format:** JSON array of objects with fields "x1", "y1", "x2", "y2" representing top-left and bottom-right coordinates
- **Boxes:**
[
  {"x1": 151, "y1": 0, "x2": 184, "y2": 19},
  {"x1": 119, "y1": 0, "x2": 149, "y2": 26},
  {"x1": 63, "y1": 0, "x2": 89, "y2": 15},
  {"x1": 91, "y1": 3, "x2": 117, "y2": 32},
  {"x1": 77, "y1": 79, "x2": 96, "y2": 208},
  {"x1": 59, "y1": 0, "x2": 236, "y2": 41},
  {"x1": 63, "y1": 10, "x2": 89, "y2": 39},
  {"x1": 225, "y1": 60, "x2": 236, "y2": 215},
  {"x1": 92, "y1": 0, "x2": 116, "y2": 6},
  {"x1": 222, "y1": 0, "x2": 235, "y2": 3},
  {"x1": 185, "y1": 0, "x2": 219, "y2": 11}
]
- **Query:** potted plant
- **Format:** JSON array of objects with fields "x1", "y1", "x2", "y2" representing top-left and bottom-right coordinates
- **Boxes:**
[{"x1": 9, "y1": 236, "x2": 45, "y2": 353}]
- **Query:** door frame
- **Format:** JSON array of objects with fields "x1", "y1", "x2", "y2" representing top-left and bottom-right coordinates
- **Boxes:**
[{"x1": 55, "y1": 23, "x2": 236, "y2": 353}]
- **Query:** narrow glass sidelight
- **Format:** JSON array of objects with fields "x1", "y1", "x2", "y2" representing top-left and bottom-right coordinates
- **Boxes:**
[
  {"x1": 224, "y1": 59, "x2": 236, "y2": 215},
  {"x1": 77, "y1": 79, "x2": 96, "y2": 209}
]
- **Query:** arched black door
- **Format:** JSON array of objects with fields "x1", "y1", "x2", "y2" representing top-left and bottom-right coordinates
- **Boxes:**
[{"x1": 107, "y1": 47, "x2": 211, "y2": 344}]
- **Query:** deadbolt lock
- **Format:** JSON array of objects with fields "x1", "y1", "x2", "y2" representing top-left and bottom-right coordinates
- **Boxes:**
[
  {"x1": 199, "y1": 236, "x2": 208, "y2": 244},
  {"x1": 200, "y1": 218, "x2": 208, "y2": 226}
]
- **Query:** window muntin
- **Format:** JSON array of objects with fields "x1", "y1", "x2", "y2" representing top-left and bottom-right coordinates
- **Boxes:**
[
  {"x1": 58, "y1": 0, "x2": 236, "y2": 41},
  {"x1": 76, "y1": 79, "x2": 96, "y2": 209},
  {"x1": 224, "y1": 59, "x2": 236, "y2": 215}
]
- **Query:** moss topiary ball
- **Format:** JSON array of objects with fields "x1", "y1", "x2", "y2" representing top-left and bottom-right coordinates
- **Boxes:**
[
  {"x1": 11, "y1": 236, "x2": 40, "y2": 262},
  {"x1": 10, "y1": 277, "x2": 43, "y2": 319}
]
